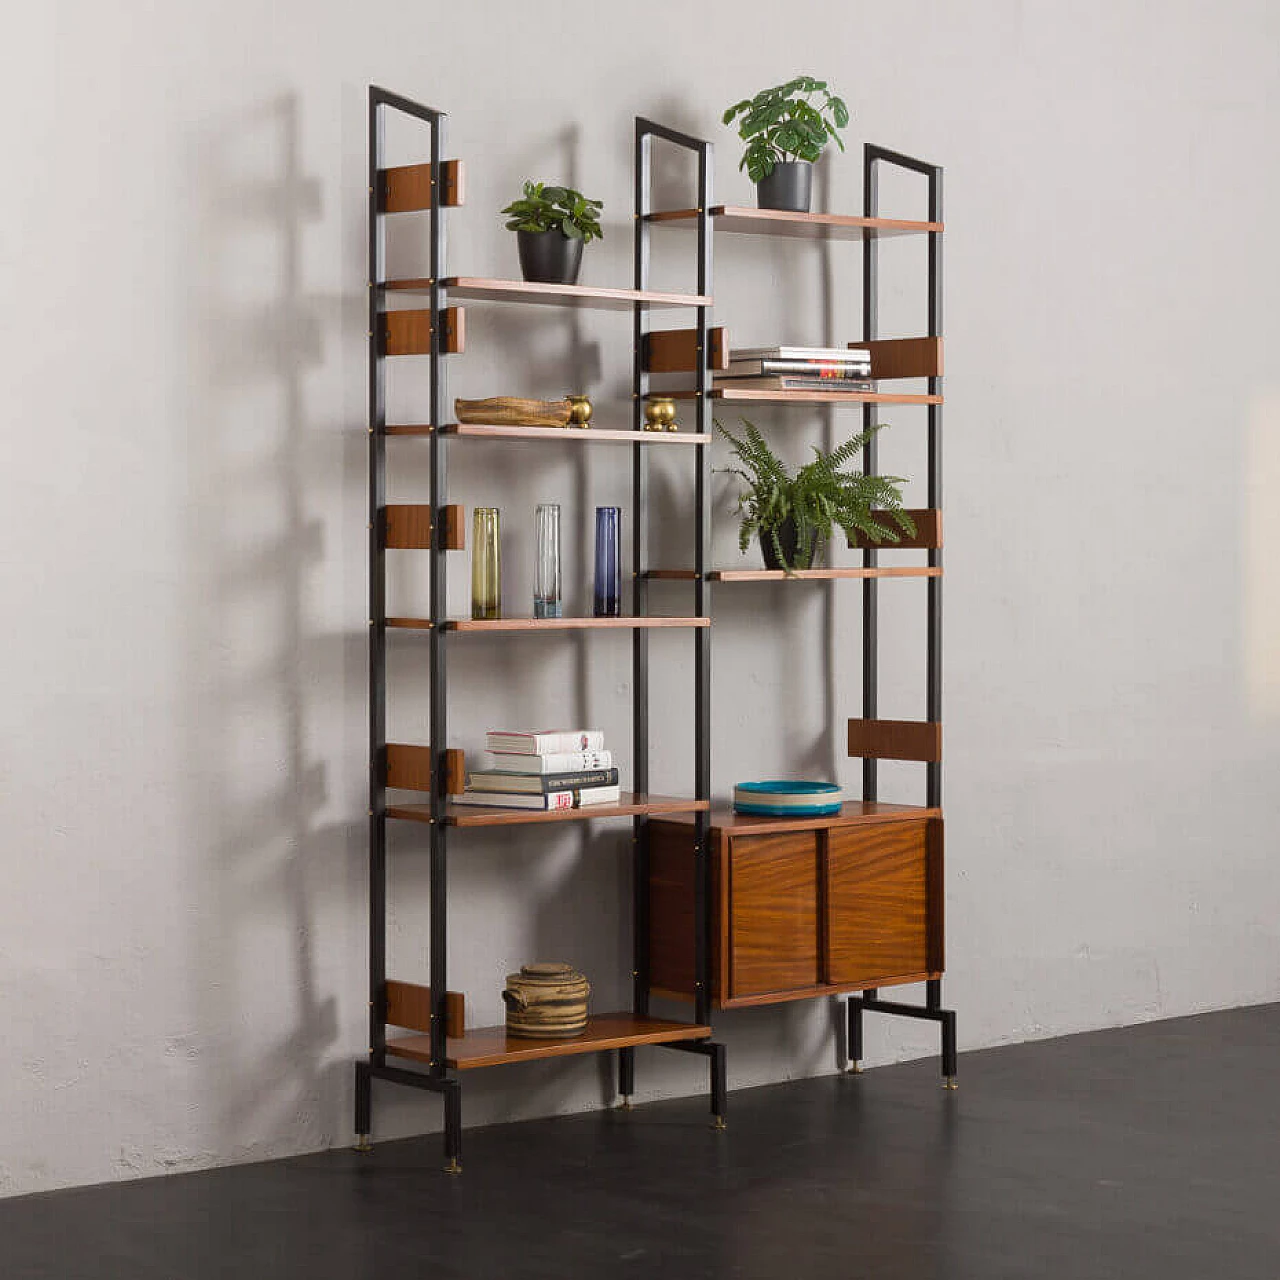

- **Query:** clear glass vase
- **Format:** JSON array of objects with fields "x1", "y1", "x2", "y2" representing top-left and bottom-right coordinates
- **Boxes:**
[
  {"x1": 534, "y1": 504, "x2": 562, "y2": 619},
  {"x1": 471, "y1": 508, "x2": 501, "y2": 620},
  {"x1": 593, "y1": 506, "x2": 621, "y2": 618}
]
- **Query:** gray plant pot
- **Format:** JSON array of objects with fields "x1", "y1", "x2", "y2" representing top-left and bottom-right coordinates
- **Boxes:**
[
  {"x1": 760, "y1": 518, "x2": 821, "y2": 572},
  {"x1": 756, "y1": 161, "x2": 813, "y2": 213},
  {"x1": 516, "y1": 229, "x2": 584, "y2": 285}
]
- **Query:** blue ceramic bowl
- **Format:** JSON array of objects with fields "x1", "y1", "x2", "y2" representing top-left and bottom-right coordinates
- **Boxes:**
[{"x1": 733, "y1": 780, "x2": 843, "y2": 817}]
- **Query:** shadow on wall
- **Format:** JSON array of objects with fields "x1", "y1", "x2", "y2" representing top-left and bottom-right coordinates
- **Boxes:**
[{"x1": 182, "y1": 93, "x2": 343, "y2": 1168}]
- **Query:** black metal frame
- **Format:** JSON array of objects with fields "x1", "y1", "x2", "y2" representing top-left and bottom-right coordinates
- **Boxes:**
[
  {"x1": 850, "y1": 143, "x2": 956, "y2": 1087},
  {"x1": 355, "y1": 91, "x2": 725, "y2": 1169}
]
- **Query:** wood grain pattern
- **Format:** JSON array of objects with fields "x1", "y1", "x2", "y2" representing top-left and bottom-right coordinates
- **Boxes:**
[
  {"x1": 385, "y1": 743, "x2": 432, "y2": 791},
  {"x1": 379, "y1": 159, "x2": 465, "y2": 212},
  {"x1": 728, "y1": 832, "x2": 820, "y2": 999},
  {"x1": 644, "y1": 326, "x2": 728, "y2": 373},
  {"x1": 858, "y1": 336, "x2": 944, "y2": 380},
  {"x1": 443, "y1": 615, "x2": 709, "y2": 632},
  {"x1": 847, "y1": 509, "x2": 941, "y2": 550},
  {"x1": 381, "y1": 307, "x2": 465, "y2": 355},
  {"x1": 647, "y1": 822, "x2": 700, "y2": 1001},
  {"x1": 386, "y1": 1013, "x2": 712, "y2": 1071},
  {"x1": 926, "y1": 818, "x2": 945, "y2": 974},
  {"x1": 847, "y1": 719, "x2": 942, "y2": 763},
  {"x1": 440, "y1": 423, "x2": 711, "y2": 445},
  {"x1": 385, "y1": 617, "x2": 432, "y2": 630},
  {"x1": 711, "y1": 567, "x2": 940, "y2": 581},
  {"x1": 454, "y1": 396, "x2": 571, "y2": 428},
  {"x1": 443, "y1": 748, "x2": 465, "y2": 797},
  {"x1": 825, "y1": 821, "x2": 930, "y2": 987},
  {"x1": 383, "y1": 504, "x2": 465, "y2": 551},
  {"x1": 656, "y1": 802, "x2": 941, "y2": 837},
  {"x1": 646, "y1": 206, "x2": 943, "y2": 239},
  {"x1": 707, "y1": 386, "x2": 942, "y2": 406},
  {"x1": 382, "y1": 278, "x2": 712, "y2": 309},
  {"x1": 387, "y1": 793, "x2": 709, "y2": 828}
]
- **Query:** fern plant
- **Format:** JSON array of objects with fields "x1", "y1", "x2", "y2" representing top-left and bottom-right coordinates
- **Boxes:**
[{"x1": 717, "y1": 419, "x2": 914, "y2": 571}]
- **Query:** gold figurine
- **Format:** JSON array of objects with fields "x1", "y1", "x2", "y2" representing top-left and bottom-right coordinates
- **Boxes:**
[{"x1": 643, "y1": 396, "x2": 678, "y2": 432}]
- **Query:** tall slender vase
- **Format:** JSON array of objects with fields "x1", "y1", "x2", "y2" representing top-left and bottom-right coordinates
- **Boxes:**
[
  {"x1": 471, "y1": 508, "x2": 501, "y2": 620},
  {"x1": 593, "y1": 506, "x2": 621, "y2": 618},
  {"x1": 534, "y1": 503, "x2": 562, "y2": 619}
]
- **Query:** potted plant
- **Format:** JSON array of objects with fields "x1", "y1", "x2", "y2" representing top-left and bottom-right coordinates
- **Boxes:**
[
  {"x1": 722, "y1": 76, "x2": 849, "y2": 213},
  {"x1": 500, "y1": 181, "x2": 604, "y2": 285},
  {"x1": 718, "y1": 418, "x2": 914, "y2": 572}
]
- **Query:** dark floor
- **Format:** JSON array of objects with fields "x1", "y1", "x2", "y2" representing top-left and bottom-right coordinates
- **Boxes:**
[{"x1": 2, "y1": 1004, "x2": 1277, "y2": 1280}]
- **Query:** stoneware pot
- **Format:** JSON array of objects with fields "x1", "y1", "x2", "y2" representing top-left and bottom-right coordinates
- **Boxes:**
[
  {"x1": 516, "y1": 229, "x2": 584, "y2": 285},
  {"x1": 502, "y1": 962, "x2": 590, "y2": 1038},
  {"x1": 756, "y1": 160, "x2": 813, "y2": 213},
  {"x1": 760, "y1": 517, "x2": 821, "y2": 572}
]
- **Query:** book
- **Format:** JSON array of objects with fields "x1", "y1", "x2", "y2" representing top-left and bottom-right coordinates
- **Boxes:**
[
  {"x1": 485, "y1": 729, "x2": 606, "y2": 755},
  {"x1": 488, "y1": 748, "x2": 613, "y2": 774},
  {"x1": 731, "y1": 345, "x2": 872, "y2": 363},
  {"x1": 716, "y1": 376, "x2": 875, "y2": 393},
  {"x1": 465, "y1": 768, "x2": 619, "y2": 795},
  {"x1": 720, "y1": 358, "x2": 871, "y2": 379},
  {"x1": 452, "y1": 784, "x2": 622, "y2": 810}
]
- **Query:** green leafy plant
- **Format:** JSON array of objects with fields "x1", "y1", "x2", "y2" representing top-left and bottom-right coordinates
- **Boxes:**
[
  {"x1": 717, "y1": 418, "x2": 914, "y2": 571},
  {"x1": 500, "y1": 181, "x2": 604, "y2": 243},
  {"x1": 722, "y1": 76, "x2": 850, "y2": 182}
]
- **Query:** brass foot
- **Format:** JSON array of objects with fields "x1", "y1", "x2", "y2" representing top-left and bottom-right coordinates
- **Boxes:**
[
  {"x1": 616, "y1": 1097, "x2": 634, "y2": 1111},
  {"x1": 712, "y1": 1116, "x2": 727, "y2": 1132},
  {"x1": 444, "y1": 1157, "x2": 462, "y2": 1176},
  {"x1": 354, "y1": 1134, "x2": 372, "y2": 1154},
  {"x1": 943, "y1": 1076, "x2": 958, "y2": 1091},
  {"x1": 849, "y1": 1060, "x2": 864, "y2": 1074}
]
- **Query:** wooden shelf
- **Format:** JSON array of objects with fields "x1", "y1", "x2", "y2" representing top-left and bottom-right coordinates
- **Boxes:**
[
  {"x1": 685, "y1": 386, "x2": 942, "y2": 406},
  {"x1": 646, "y1": 567, "x2": 941, "y2": 582},
  {"x1": 381, "y1": 277, "x2": 711, "y2": 309},
  {"x1": 386, "y1": 1012, "x2": 712, "y2": 1071},
  {"x1": 444, "y1": 616, "x2": 709, "y2": 632},
  {"x1": 646, "y1": 205, "x2": 943, "y2": 240},
  {"x1": 655, "y1": 800, "x2": 941, "y2": 836},
  {"x1": 440, "y1": 423, "x2": 710, "y2": 445},
  {"x1": 387, "y1": 792, "x2": 709, "y2": 828}
]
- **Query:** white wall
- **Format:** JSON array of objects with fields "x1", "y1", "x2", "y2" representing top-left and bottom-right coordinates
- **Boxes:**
[{"x1": 1, "y1": 0, "x2": 1277, "y2": 1196}]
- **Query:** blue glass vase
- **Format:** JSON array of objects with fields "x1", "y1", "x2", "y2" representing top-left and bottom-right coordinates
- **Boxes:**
[{"x1": 593, "y1": 507, "x2": 621, "y2": 618}]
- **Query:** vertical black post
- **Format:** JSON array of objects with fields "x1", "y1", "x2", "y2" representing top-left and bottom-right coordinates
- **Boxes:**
[
  {"x1": 925, "y1": 165, "x2": 943, "y2": 811},
  {"x1": 427, "y1": 109, "x2": 450, "y2": 1077},
  {"x1": 861, "y1": 146, "x2": 879, "y2": 803},
  {"x1": 631, "y1": 122, "x2": 652, "y2": 1020},
  {"x1": 367, "y1": 90, "x2": 388, "y2": 1075},
  {"x1": 692, "y1": 139, "x2": 713, "y2": 1029}
]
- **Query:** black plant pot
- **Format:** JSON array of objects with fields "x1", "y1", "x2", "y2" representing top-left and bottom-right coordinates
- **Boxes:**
[
  {"x1": 759, "y1": 518, "x2": 821, "y2": 572},
  {"x1": 516, "y1": 229, "x2": 584, "y2": 285},
  {"x1": 756, "y1": 161, "x2": 813, "y2": 213}
]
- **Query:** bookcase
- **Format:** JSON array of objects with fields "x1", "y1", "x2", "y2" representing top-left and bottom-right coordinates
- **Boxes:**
[
  {"x1": 642, "y1": 147, "x2": 956, "y2": 1083},
  {"x1": 354, "y1": 88, "x2": 725, "y2": 1172}
]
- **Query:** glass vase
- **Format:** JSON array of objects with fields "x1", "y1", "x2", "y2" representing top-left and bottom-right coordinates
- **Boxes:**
[
  {"x1": 534, "y1": 503, "x2": 562, "y2": 619},
  {"x1": 471, "y1": 508, "x2": 501, "y2": 620},
  {"x1": 593, "y1": 506, "x2": 621, "y2": 618}
]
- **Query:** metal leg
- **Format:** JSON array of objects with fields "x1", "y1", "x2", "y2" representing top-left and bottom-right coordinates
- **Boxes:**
[
  {"x1": 617, "y1": 1046, "x2": 635, "y2": 1109},
  {"x1": 847, "y1": 998, "x2": 864, "y2": 1073},
  {"x1": 443, "y1": 1079, "x2": 462, "y2": 1173},
  {"x1": 942, "y1": 1010, "x2": 958, "y2": 1088},
  {"x1": 354, "y1": 1062, "x2": 372, "y2": 1150},
  {"x1": 710, "y1": 1041, "x2": 727, "y2": 1130},
  {"x1": 851, "y1": 989, "x2": 958, "y2": 1089}
]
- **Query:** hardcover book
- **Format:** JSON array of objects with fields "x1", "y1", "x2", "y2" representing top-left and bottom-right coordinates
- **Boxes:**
[
  {"x1": 485, "y1": 729, "x2": 606, "y2": 755},
  {"x1": 465, "y1": 768, "x2": 619, "y2": 795},
  {"x1": 452, "y1": 784, "x2": 622, "y2": 810},
  {"x1": 487, "y1": 749, "x2": 613, "y2": 774}
]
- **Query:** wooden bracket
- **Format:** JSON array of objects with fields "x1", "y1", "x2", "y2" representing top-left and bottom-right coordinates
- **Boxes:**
[
  {"x1": 386, "y1": 980, "x2": 466, "y2": 1037},
  {"x1": 643, "y1": 325, "x2": 727, "y2": 373},
  {"x1": 443, "y1": 748, "x2": 465, "y2": 796},
  {"x1": 385, "y1": 744, "x2": 466, "y2": 793},
  {"x1": 379, "y1": 160, "x2": 466, "y2": 212},
  {"x1": 383, "y1": 504, "x2": 464, "y2": 550},
  {"x1": 853, "y1": 336, "x2": 943, "y2": 380},
  {"x1": 847, "y1": 509, "x2": 942, "y2": 550},
  {"x1": 847, "y1": 719, "x2": 942, "y2": 762},
  {"x1": 381, "y1": 307, "x2": 465, "y2": 356}
]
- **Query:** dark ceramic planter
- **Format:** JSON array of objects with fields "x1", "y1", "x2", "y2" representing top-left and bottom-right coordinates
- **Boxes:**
[
  {"x1": 516, "y1": 229, "x2": 584, "y2": 285},
  {"x1": 756, "y1": 161, "x2": 813, "y2": 213},
  {"x1": 760, "y1": 518, "x2": 821, "y2": 572}
]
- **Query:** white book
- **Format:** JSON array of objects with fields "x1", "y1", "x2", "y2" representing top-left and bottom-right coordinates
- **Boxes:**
[
  {"x1": 485, "y1": 729, "x2": 605, "y2": 756},
  {"x1": 732, "y1": 345, "x2": 872, "y2": 363},
  {"x1": 452, "y1": 784, "x2": 622, "y2": 810},
  {"x1": 488, "y1": 749, "x2": 614, "y2": 774}
]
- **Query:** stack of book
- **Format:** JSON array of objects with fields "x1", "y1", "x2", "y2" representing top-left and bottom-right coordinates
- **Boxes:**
[
  {"x1": 455, "y1": 729, "x2": 621, "y2": 811},
  {"x1": 719, "y1": 345, "x2": 873, "y2": 393}
]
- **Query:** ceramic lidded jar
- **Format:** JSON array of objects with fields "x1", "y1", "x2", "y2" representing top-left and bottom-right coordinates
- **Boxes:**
[{"x1": 502, "y1": 962, "x2": 591, "y2": 1038}]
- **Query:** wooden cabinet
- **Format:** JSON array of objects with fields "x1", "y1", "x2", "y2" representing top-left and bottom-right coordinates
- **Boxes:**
[{"x1": 648, "y1": 808, "x2": 943, "y2": 1009}]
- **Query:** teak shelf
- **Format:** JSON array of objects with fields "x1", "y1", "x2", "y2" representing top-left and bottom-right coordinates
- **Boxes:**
[
  {"x1": 356, "y1": 90, "x2": 724, "y2": 1171},
  {"x1": 645, "y1": 205, "x2": 943, "y2": 239}
]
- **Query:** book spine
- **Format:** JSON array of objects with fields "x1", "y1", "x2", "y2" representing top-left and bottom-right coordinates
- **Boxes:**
[
  {"x1": 485, "y1": 731, "x2": 606, "y2": 755},
  {"x1": 725, "y1": 359, "x2": 871, "y2": 377},
  {"x1": 542, "y1": 768, "x2": 618, "y2": 793},
  {"x1": 468, "y1": 768, "x2": 619, "y2": 794},
  {"x1": 488, "y1": 749, "x2": 613, "y2": 773}
]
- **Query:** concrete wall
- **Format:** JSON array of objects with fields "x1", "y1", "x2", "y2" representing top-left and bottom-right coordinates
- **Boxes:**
[{"x1": 1, "y1": 0, "x2": 1277, "y2": 1195}]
